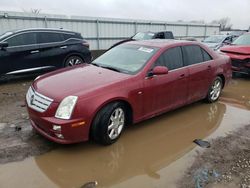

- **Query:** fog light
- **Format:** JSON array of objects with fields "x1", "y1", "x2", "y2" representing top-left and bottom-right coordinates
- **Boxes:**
[
  {"x1": 53, "y1": 125, "x2": 61, "y2": 131},
  {"x1": 55, "y1": 133, "x2": 64, "y2": 139}
]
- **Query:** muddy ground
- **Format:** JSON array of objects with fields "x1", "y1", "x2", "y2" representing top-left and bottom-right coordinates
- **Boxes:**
[
  {"x1": 0, "y1": 75, "x2": 250, "y2": 188},
  {"x1": 179, "y1": 124, "x2": 250, "y2": 188},
  {"x1": 0, "y1": 79, "x2": 58, "y2": 164}
]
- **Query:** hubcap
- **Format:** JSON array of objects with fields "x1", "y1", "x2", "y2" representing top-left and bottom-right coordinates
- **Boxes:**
[
  {"x1": 108, "y1": 108, "x2": 125, "y2": 140},
  {"x1": 67, "y1": 57, "x2": 82, "y2": 66},
  {"x1": 210, "y1": 79, "x2": 222, "y2": 101}
]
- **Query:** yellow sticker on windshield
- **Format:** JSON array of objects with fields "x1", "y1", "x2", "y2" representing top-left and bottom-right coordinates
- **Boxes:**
[{"x1": 138, "y1": 47, "x2": 154, "y2": 53}]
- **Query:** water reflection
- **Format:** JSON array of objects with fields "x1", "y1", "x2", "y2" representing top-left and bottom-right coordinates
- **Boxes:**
[
  {"x1": 221, "y1": 77, "x2": 250, "y2": 110},
  {"x1": 35, "y1": 102, "x2": 226, "y2": 188}
]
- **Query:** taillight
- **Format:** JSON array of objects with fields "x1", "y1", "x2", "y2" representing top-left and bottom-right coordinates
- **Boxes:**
[{"x1": 82, "y1": 41, "x2": 90, "y2": 49}]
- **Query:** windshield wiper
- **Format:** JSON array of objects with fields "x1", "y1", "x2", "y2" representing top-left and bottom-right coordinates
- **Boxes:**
[
  {"x1": 91, "y1": 62, "x2": 100, "y2": 67},
  {"x1": 91, "y1": 62, "x2": 122, "y2": 73},
  {"x1": 101, "y1": 66, "x2": 121, "y2": 72}
]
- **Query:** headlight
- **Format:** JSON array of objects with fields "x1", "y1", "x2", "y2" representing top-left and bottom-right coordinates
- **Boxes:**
[{"x1": 55, "y1": 96, "x2": 78, "y2": 120}]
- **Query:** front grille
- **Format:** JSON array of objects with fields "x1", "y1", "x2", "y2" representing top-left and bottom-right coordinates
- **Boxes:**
[
  {"x1": 231, "y1": 59, "x2": 249, "y2": 68},
  {"x1": 26, "y1": 87, "x2": 53, "y2": 113}
]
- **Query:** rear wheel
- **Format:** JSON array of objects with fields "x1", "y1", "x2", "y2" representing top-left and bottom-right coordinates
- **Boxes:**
[
  {"x1": 91, "y1": 102, "x2": 126, "y2": 145},
  {"x1": 206, "y1": 77, "x2": 223, "y2": 103},
  {"x1": 64, "y1": 55, "x2": 84, "y2": 67}
]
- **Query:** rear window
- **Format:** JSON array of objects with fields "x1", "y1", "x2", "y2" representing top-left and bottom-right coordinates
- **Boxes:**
[
  {"x1": 201, "y1": 48, "x2": 212, "y2": 61},
  {"x1": 63, "y1": 33, "x2": 78, "y2": 40},
  {"x1": 182, "y1": 45, "x2": 203, "y2": 65},
  {"x1": 37, "y1": 32, "x2": 64, "y2": 43}
]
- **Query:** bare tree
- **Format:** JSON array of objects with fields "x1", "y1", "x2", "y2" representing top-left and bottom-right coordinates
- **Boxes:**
[
  {"x1": 22, "y1": 8, "x2": 41, "y2": 15},
  {"x1": 211, "y1": 17, "x2": 233, "y2": 31},
  {"x1": 30, "y1": 9, "x2": 41, "y2": 15}
]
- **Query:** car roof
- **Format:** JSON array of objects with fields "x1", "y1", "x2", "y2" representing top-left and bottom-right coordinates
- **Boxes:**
[
  {"x1": 11, "y1": 28, "x2": 78, "y2": 34},
  {"x1": 127, "y1": 39, "x2": 199, "y2": 48}
]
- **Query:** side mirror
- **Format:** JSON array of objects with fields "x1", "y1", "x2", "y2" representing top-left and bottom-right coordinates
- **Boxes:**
[
  {"x1": 223, "y1": 40, "x2": 231, "y2": 45},
  {"x1": 148, "y1": 66, "x2": 169, "y2": 77},
  {"x1": 0, "y1": 42, "x2": 8, "y2": 50}
]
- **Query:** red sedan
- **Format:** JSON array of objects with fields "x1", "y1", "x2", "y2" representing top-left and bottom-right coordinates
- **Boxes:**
[
  {"x1": 220, "y1": 32, "x2": 250, "y2": 75},
  {"x1": 26, "y1": 40, "x2": 232, "y2": 145}
]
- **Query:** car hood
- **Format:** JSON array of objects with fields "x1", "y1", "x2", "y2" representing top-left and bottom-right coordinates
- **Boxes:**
[
  {"x1": 33, "y1": 64, "x2": 130, "y2": 102},
  {"x1": 220, "y1": 45, "x2": 250, "y2": 55}
]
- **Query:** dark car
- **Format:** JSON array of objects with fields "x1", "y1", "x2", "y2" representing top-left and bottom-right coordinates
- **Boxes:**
[
  {"x1": 202, "y1": 35, "x2": 237, "y2": 50},
  {"x1": 220, "y1": 32, "x2": 250, "y2": 75},
  {"x1": 109, "y1": 31, "x2": 174, "y2": 49},
  {"x1": 0, "y1": 28, "x2": 91, "y2": 79},
  {"x1": 26, "y1": 40, "x2": 231, "y2": 145}
]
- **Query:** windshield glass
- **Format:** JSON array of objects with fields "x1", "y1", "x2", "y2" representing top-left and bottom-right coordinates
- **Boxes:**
[
  {"x1": 132, "y1": 32, "x2": 155, "y2": 40},
  {"x1": 92, "y1": 44, "x2": 159, "y2": 74},
  {"x1": 204, "y1": 35, "x2": 226, "y2": 43},
  {"x1": 0, "y1": 31, "x2": 13, "y2": 41},
  {"x1": 232, "y1": 34, "x2": 250, "y2": 45}
]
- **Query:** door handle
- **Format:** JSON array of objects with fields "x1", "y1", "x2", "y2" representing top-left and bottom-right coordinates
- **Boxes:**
[
  {"x1": 207, "y1": 65, "x2": 212, "y2": 70},
  {"x1": 60, "y1": 46, "x2": 67, "y2": 49},
  {"x1": 30, "y1": 50, "x2": 39, "y2": 54},
  {"x1": 179, "y1": 74, "x2": 185, "y2": 79}
]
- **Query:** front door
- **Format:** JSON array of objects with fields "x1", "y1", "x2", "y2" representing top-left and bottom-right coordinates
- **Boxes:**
[
  {"x1": 1, "y1": 32, "x2": 40, "y2": 75},
  {"x1": 142, "y1": 46, "x2": 189, "y2": 118}
]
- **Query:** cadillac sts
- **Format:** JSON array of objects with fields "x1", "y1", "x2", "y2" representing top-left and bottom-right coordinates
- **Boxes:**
[{"x1": 26, "y1": 40, "x2": 232, "y2": 145}]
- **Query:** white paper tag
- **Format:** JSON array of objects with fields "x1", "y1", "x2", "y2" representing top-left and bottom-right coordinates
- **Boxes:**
[{"x1": 138, "y1": 47, "x2": 154, "y2": 53}]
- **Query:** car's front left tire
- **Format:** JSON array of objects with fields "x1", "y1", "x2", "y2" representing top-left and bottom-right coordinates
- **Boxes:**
[{"x1": 91, "y1": 102, "x2": 127, "y2": 145}]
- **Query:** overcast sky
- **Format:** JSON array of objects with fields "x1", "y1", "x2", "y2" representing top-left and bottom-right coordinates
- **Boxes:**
[{"x1": 0, "y1": 0, "x2": 249, "y2": 29}]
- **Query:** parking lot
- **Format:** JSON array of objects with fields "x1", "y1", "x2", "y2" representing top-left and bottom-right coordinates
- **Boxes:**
[{"x1": 0, "y1": 76, "x2": 249, "y2": 187}]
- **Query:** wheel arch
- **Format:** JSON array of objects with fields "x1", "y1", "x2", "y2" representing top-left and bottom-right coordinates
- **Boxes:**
[
  {"x1": 93, "y1": 97, "x2": 134, "y2": 126},
  {"x1": 217, "y1": 74, "x2": 225, "y2": 88},
  {"x1": 88, "y1": 97, "x2": 134, "y2": 139},
  {"x1": 63, "y1": 52, "x2": 86, "y2": 67}
]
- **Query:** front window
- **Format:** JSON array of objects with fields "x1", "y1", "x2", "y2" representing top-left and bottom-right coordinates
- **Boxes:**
[
  {"x1": 232, "y1": 34, "x2": 250, "y2": 45},
  {"x1": 204, "y1": 35, "x2": 226, "y2": 43},
  {"x1": 5, "y1": 32, "x2": 37, "y2": 47},
  {"x1": 92, "y1": 44, "x2": 159, "y2": 74},
  {"x1": 132, "y1": 32, "x2": 155, "y2": 40}
]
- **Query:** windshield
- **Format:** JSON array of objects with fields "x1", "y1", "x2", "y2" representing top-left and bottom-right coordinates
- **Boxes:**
[
  {"x1": 92, "y1": 44, "x2": 159, "y2": 74},
  {"x1": 0, "y1": 31, "x2": 13, "y2": 41},
  {"x1": 132, "y1": 32, "x2": 155, "y2": 40},
  {"x1": 232, "y1": 34, "x2": 250, "y2": 45},
  {"x1": 204, "y1": 35, "x2": 226, "y2": 43}
]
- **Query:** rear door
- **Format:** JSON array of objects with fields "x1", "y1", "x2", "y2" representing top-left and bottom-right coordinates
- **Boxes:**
[
  {"x1": 143, "y1": 46, "x2": 188, "y2": 117},
  {"x1": 182, "y1": 45, "x2": 213, "y2": 103},
  {"x1": 1, "y1": 32, "x2": 41, "y2": 74}
]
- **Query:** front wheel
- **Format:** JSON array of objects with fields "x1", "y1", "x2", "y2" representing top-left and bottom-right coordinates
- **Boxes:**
[
  {"x1": 91, "y1": 102, "x2": 126, "y2": 145},
  {"x1": 206, "y1": 77, "x2": 223, "y2": 103},
  {"x1": 64, "y1": 55, "x2": 84, "y2": 67}
]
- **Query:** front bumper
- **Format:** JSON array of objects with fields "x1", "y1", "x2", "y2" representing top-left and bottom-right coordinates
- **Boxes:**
[
  {"x1": 232, "y1": 59, "x2": 250, "y2": 75},
  {"x1": 27, "y1": 107, "x2": 90, "y2": 144}
]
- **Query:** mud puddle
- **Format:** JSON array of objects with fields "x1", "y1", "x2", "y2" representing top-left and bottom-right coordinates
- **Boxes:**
[
  {"x1": 0, "y1": 104, "x2": 250, "y2": 188},
  {"x1": 0, "y1": 77, "x2": 249, "y2": 188}
]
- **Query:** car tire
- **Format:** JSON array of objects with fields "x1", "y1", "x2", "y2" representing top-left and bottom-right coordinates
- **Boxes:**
[
  {"x1": 91, "y1": 102, "x2": 127, "y2": 145},
  {"x1": 64, "y1": 55, "x2": 84, "y2": 67},
  {"x1": 206, "y1": 77, "x2": 223, "y2": 103}
]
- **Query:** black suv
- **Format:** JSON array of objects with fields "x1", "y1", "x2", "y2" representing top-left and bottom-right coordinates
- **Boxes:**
[
  {"x1": 0, "y1": 28, "x2": 91, "y2": 78},
  {"x1": 109, "y1": 31, "x2": 174, "y2": 49}
]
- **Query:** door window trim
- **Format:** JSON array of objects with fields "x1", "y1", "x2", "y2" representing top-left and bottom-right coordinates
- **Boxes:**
[{"x1": 2, "y1": 31, "x2": 81, "y2": 48}]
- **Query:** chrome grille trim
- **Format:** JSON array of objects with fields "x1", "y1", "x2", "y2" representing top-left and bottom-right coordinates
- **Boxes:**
[{"x1": 26, "y1": 87, "x2": 53, "y2": 113}]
